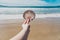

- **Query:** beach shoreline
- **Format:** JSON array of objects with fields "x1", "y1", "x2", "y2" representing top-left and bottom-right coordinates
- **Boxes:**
[{"x1": 0, "y1": 14, "x2": 60, "y2": 20}]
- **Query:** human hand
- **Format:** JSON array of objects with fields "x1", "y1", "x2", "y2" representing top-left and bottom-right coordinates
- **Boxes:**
[{"x1": 22, "y1": 19, "x2": 30, "y2": 30}]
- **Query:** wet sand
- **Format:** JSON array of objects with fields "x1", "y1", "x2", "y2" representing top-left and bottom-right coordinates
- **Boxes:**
[{"x1": 0, "y1": 18, "x2": 60, "y2": 40}]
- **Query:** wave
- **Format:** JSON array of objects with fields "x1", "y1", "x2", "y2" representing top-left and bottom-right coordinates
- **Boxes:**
[{"x1": 0, "y1": 14, "x2": 60, "y2": 20}]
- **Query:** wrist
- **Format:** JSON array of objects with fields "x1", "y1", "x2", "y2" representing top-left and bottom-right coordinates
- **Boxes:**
[{"x1": 22, "y1": 24, "x2": 30, "y2": 30}]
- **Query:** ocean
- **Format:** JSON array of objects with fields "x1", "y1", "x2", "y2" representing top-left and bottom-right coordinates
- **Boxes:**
[{"x1": 0, "y1": 8, "x2": 60, "y2": 20}]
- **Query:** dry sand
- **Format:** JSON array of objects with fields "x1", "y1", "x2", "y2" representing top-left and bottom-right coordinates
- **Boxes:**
[{"x1": 0, "y1": 17, "x2": 60, "y2": 40}]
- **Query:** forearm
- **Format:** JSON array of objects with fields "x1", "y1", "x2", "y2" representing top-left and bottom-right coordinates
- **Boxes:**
[
  {"x1": 10, "y1": 28, "x2": 29, "y2": 40},
  {"x1": 10, "y1": 19, "x2": 30, "y2": 40}
]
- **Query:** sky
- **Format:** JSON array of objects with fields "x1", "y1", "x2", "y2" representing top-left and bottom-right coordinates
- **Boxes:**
[{"x1": 0, "y1": 0, "x2": 60, "y2": 6}]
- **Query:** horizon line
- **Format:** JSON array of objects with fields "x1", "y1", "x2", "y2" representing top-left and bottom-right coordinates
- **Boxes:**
[{"x1": 0, "y1": 5, "x2": 60, "y2": 8}]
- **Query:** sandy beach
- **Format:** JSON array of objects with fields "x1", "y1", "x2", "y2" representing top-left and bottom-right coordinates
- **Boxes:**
[{"x1": 0, "y1": 17, "x2": 60, "y2": 40}]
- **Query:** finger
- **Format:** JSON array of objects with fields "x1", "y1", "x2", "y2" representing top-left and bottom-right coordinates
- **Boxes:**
[{"x1": 26, "y1": 19, "x2": 30, "y2": 24}]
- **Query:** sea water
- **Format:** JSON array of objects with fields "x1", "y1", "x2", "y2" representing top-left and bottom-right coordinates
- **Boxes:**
[{"x1": 0, "y1": 8, "x2": 60, "y2": 20}]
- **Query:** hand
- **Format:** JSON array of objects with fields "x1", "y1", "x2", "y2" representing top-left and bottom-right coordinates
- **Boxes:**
[{"x1": 22, "y1": 19, "x2": 30, "y2": 30}]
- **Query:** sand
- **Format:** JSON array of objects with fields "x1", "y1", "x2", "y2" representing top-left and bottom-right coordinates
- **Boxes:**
[{"x1": 0, "y1": 17, "x2": 60, "y2": 40}]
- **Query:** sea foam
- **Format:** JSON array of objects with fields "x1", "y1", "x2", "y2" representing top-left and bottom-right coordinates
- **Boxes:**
[{"x1": 0, "y1": 14, "x2": 60, "y2": 20}]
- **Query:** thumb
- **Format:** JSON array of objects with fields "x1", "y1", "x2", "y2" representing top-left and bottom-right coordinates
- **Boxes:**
[{"x1": 26, "y1": 19, "x2": 30, "y2": 24}]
